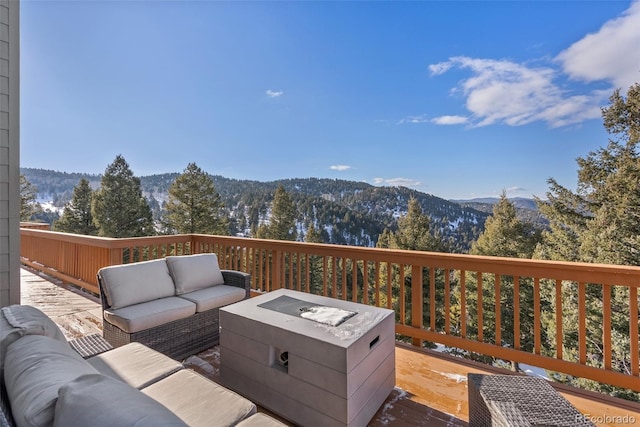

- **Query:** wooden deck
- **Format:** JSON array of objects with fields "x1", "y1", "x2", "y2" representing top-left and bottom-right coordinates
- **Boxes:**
[{"x1": 19, "y1": 267, "x2": 640, "y2": 426}]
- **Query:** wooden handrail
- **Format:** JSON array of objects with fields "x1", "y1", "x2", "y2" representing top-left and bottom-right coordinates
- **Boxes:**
[{"x1": 19, "y1": 228, "x2": 640, "y2": 393}]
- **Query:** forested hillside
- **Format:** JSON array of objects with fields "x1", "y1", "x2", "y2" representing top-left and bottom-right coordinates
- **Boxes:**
[{"x1": 21, "y1": 168, "x2": 494, "y2": 252}]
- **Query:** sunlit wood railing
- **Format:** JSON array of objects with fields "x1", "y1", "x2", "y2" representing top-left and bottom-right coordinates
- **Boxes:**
[
  {"x1": 19, "y1": 222, "x2": 51, "y2": 230},
  {"x1": 20, "y1": 228, "x2": 640, "y2": 393}
]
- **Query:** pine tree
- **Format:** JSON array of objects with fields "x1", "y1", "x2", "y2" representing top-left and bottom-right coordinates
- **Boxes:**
[
  {"x1": 471, "y1": 192, "x2": 540, "y2": 258},
  {"x1": 469, "y1": 193, "x2": 542, "y2": 368},
  {"x1": 534, "y1": 83, "x2": 640, "y2": 401},
  {"x1": 305, "y1": 223, "x2": 325, "y2": 294},
  {"x1": 92, "y1": 155, "x2": 154, "y2": 238},
  {"x1": 256, "y1": 185, "x2": 297, "y2": 241},
  {"x1": 20, "y1": 174, "x2": 42, "y2": 221},
  {"x1": 375, "y1": 197, "x2": 447, "y2": 340},
  {"x1": 161, "y1": 163, "x2": 229, "y2": 235},
  {"x1": 394, "y1": 197, "x2": 446, "y2": 252},
  {"x1": 536, "y1": 83, "x2": 640, "y2": 265},
  {"x1": 305, "y1": 223, "x2": 323, "y2": 244},
  {"x1": 54, "y1": 178, "x2": 98, "y2": 235}
]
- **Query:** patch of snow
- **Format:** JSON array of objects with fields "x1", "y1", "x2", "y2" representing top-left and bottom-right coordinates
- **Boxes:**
[
  {"x1": 520, "y1": 363, "x2": 549, "y2": 379},
  {"x1": 314, "y1": 311, "x2": 386, "y2": 341},
  {"x1": 38, "y1": 200, "x2": 64, "y2": 214},
  {"x1": 183, "y1": 355, "x2": 219, "y2": 376},
  {"x1": 299, "y1": 306, "x2": 357, "y2": 327},
  {"x1": 376, "y1": 386, "x2": 408, "y2": 425},
  {"x1": 434, "y1": 371, "x2": 468, "y2": 383},
  {"x1": 448, "y1": 217, "x2": 462, "y2": 230}
]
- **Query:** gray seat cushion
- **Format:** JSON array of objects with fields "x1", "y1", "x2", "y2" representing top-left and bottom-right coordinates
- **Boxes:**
[
  {"x1": 236, "y1": 413, "x2": 288, "y2": 426},
  {"x1": 178, "y1": 285, "x2": 247, "y2": 312},
  {"x1": 99, "y1": 259, "x2": 176, "y2": 309},
  {"x1": 104, "y1": 297, "x2": 196, "y2": 333},
  {"x1": 87, "y1": 342, "x2": 183, "y2": 389},
  {"x1": 143, "y1": 369, "x2": 256, "y2": 427},
  {"x1": 166, "y1": 254, "x2": 225, "y2": 295},
  {"x1": 4, "y1": 335, "x2": 100, "y2": 427},
  {"x1": 54, "y1": 374, "x2": 188, "y2": 427}
]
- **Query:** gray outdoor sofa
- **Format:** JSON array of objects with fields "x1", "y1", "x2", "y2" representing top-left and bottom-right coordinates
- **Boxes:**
[
  {"x1": 97, "y1": 253, "x2": 251, "y2": 360},
  {"x1": 0, "y1": 304, "x2": 285, "y2": 427}
]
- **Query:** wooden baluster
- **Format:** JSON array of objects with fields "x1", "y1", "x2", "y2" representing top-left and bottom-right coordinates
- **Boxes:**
[
  {"x1": 444, "y1": 269, "x2": 450, "y2": 334},
  {"x1": 342, "y1": 258, "x2": 348, "y2": 301},
  {"x1": 411, "y1": 265, "x2": 423, "y2": 347},
  {"x1": 555, "y1": 279, "x2": 562, "y2": 359},
  {"x1": 514, "y1": 276, "x2": 520, "y2": 350},
  {"x1": 534, "y1": 278, "x2": 541, "y2": 355},
  {"x1": 430, "y1": 267, "x2": 436, "y2": 331},
  {"x1": 460, "y1": 270, "x2": 467, "y2": 339},
  {"x1": 352, "y1": 259, "x2": 358, "y2": 303},
  {"x1": 630, "y1": 286, "x2": 639, "y2": 376},
  {"x1": 603, "y1": 284, "x2": 612, "y2": 370},
  {"x1": 477, "y1": 271, "x2": 483, "y2": 342},
  {"x1": 578, "y1": 281, "x2": 586, "y2": 364},
  {"x1": 375, "y1": 262, "x2": 380, "y2": 307},
  {"x1": 305, "y1": 254, "x2": 310, "y2": 293},
  {"x1": 387, "y1": 262, "x2": 393, "y2": 309},
  {"x1": 323, "y1": 256, "x2": 328, "y2": 297},
  {"x1": 495, "y1": 274, "x2": 501, "y2": 346},
  {"x1": 363, "y1": 260, "x2": 369, "y2": 305},
  {"x1": 399, "y1": 265, "x2": 405, "y2": 325}
]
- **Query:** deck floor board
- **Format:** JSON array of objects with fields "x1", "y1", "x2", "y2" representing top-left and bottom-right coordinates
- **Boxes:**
[{"x1": 19, "y1": 267, "x2": 640, "y2": 426}]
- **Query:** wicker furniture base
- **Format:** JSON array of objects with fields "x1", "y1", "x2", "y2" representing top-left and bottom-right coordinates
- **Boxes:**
[
  {"x1": 467, "y1": 374, "x2": 596, "y2": 426},
  {"x1": 103, "y1": 307, "x2": 220, "y2": 361},
  {"x1": 68, "y1": 333, "x2": 114, "y2": 359},
  {"x1": 99, "y1": 266, "x2": 251, "y2": 361}
]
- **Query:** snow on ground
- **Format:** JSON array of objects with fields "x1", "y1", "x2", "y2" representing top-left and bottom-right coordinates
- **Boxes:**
[
  {"x1": 520, "y1": 363, "x2": 549, "y2": 379},
  {"x1": 434, "y1": 371, "x2": 468, "y2": 383},
  {"x1": 431, "y1": 343, "x2": 550, "y2": 380},
  {"x1": 184, "y1": 356, "x2": 218, "y2": 376},
  {"x1": 375, "y1": 387, "x2": 408, "y2": 425},
  {"x1": 39, "y1": 200, "x2": 64, "y2": 214}
]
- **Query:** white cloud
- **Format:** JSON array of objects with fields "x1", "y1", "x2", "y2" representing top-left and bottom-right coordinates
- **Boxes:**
[
  {"x1": 431, "y1": 115, "x2": 468, "y2": 125},
  {"x1": 427, "y1": 1, "x2": 640, "y2": 128},
  {"x1": 398, "y1": 115, "x2": 430, "y2": 124},
  {"x1": 329, "y1": 165, "x2": 351, "y2": 171},
  {"x1": 428, "y1": 61, "x2": 454, "y2": 75},
  {"x1": 556, "y1": 0, "x2": 640, "y2": 90},
  {"x1": 505, "y1": 186, "x2": 527, "y2": 195},
  {"x1": 266, "y1": 90, "x2": 284, "y2": 98},
  {"x1": 373, "y1": 177, "x2": 422, "y2": 188},
  {"x1": 429, "y1": 56, "x2": 606, "y2": 128}
]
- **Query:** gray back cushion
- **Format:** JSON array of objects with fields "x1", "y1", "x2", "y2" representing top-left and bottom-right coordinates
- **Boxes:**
[
  {"x1": 4, "y1": 335, "x2": 100, "y2": 427},
  {"x1": 98, "y1": 259, "x2": 176, "y2": 309},
  {"x1": 54, "y1": 374, "x2": 188, "y2": 427},
  {"x1": 0, "y1": 305, "x2": 66, "y2": 373},
  {"x1": 166, "y1": 254, "x2": 225, "y2": 295}
]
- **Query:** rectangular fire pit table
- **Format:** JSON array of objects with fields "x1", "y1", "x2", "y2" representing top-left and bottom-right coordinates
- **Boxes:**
[{"x1": 219, "y1": 289, "x2": 396, "y2": 427}]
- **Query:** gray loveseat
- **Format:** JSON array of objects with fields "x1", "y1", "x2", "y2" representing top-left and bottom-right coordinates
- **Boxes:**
[
  {"x1": 97, "y1": 253, "x2": 250, "y2": 360},
  {"x1": 0, "y1": 304, "x2": 285, "y2": 427}
]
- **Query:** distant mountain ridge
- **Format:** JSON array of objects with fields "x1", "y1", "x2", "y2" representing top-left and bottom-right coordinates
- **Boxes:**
[
  {"x1": 451, "y1": 197, "x2": 548, "y2": 229},
  {"x1": 22, "y1": 167, "x2": 501, "y2": 252},
  {"x1": 451, "y1": 197, "x2": 539, "y2": 210}
]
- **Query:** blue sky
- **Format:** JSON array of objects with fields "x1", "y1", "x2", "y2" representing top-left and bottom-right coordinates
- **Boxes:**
[{"x1": 21, "y1": 1, "x2": 640, "y2": 200}]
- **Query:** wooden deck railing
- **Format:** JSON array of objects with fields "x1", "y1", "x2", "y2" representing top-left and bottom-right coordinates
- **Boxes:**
[{"x1": 20, "y1": 228, "x2": 640, "y2": 393}]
